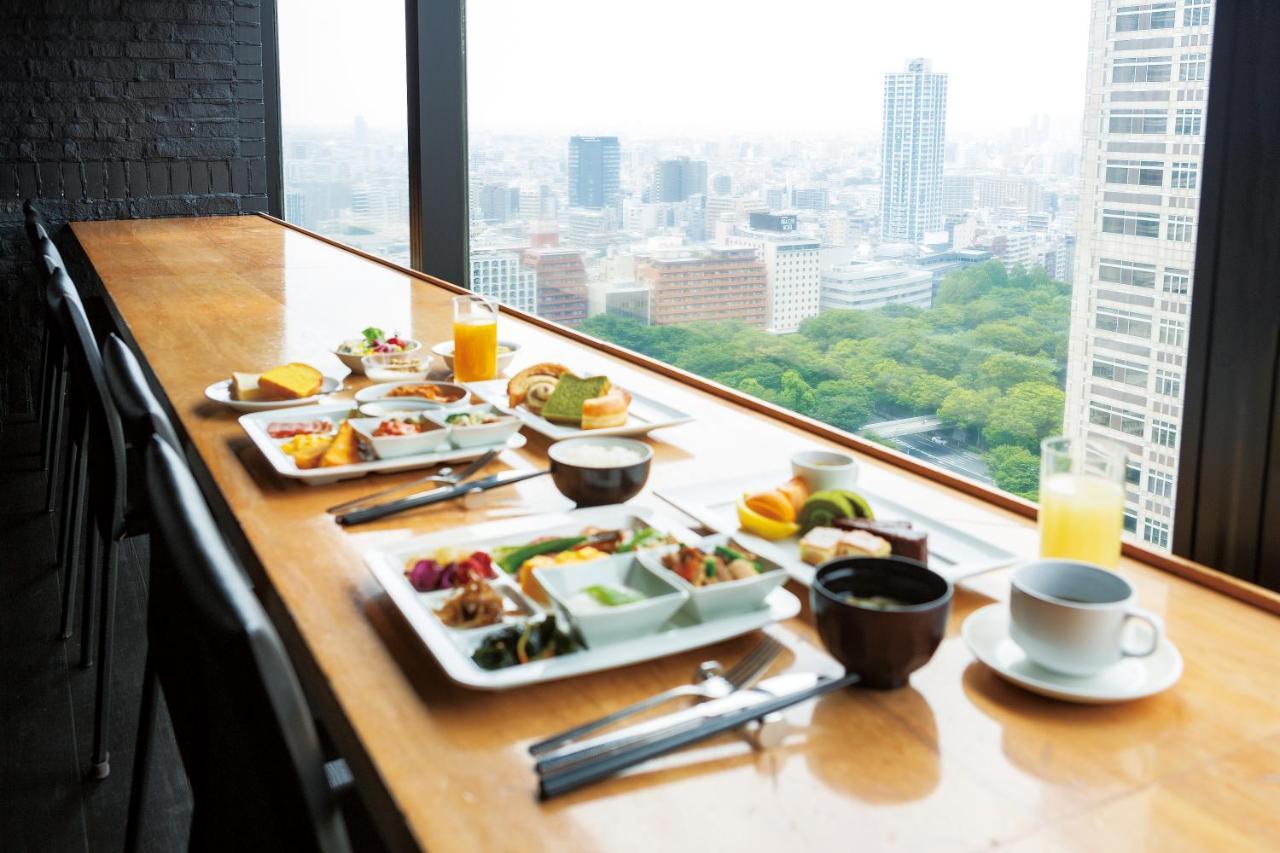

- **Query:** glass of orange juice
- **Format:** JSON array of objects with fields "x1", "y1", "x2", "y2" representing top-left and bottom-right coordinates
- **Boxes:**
[
  {"x1": 1038, "y1": 436, "x2": 1127, "y2": 568},
  {"x1": 452, "y1": 294, "x2": 499, "y2": 382}
]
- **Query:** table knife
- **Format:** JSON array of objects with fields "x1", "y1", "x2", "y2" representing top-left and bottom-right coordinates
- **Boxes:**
[
  {"x1": 537, "y1": 671, "x2": 859, "y2": 798},
  {"x1": 336, "y1": 468, "x2": 550, "y2": 526}
]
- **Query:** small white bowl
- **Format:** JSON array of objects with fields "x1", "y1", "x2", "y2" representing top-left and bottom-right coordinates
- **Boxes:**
[
  {"x1": 431, "y1": 339, "x2": 520, "y2": 376},
  {"x1": 347, "y1": 416, "x2": 449, "y2": 459},
  {"x1": 333, "y1": 338, "x2": 422, "y2": 375},
  {"x1": 361, "y1": 352, "x2": 431, "y2": 383},
  {"x1": 636, "y1": 536, "x2": 788, "y2": 622},
  {"x1": 425, "y1": 404, "x2": 523, "y2": 449},
  {"x1": 535, "y1": 555, "x2": 688, "y2": 647},
  {"x1": 791, "y1": 449, "x2": 859, "y2": 492}
]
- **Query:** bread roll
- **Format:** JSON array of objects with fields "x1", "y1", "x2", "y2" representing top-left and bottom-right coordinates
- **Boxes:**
[
  {"x1": 506, "y1": 363, "x2": 569, "y2": 407},
  {"x1": 581, "y1": 388, "x2": 631, "y2": 430}
]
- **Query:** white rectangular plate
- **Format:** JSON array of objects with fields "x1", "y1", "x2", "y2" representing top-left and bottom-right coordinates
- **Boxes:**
[
  {"x1": 364, "y1": 504, "x2": 801, "y2": 689},
  {"x1": 656, "y1": 471, "x2": 1020, "y2": 585},
  {"x1": 239, "y1": 402, "x2": 526, "y2": 486},
  {"x1": 463, "y1": 379, "x2": 694, "y2": 439}
]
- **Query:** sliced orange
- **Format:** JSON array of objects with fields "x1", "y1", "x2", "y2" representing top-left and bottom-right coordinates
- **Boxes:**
[
  {"x1": 744, "y1": 489, "x2": 796, "y2": 523},
  {"x1": 737, "y1": 495, "x2": 800, "y2": 541}
]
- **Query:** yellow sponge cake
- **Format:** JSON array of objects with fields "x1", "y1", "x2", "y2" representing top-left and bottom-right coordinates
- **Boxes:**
[{"x1": 258, "y1": 362, "x2": 323, "y2": 400}]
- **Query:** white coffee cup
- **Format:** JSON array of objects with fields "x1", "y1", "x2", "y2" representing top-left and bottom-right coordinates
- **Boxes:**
[
  {"x1": 791, "y1": 449, "x2": 858, "y2": 492},
  {"x1": 1009, "y1": 560, "x2": 1163, "y2": 676}
]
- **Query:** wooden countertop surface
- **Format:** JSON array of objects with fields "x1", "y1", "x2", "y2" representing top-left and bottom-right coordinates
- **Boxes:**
[{"x1": 72, "y1": 215, "x2": 1280, "y2": 851}]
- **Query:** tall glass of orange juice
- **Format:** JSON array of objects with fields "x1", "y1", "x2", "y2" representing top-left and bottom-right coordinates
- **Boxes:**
[
  {"x1": 451, "y1": 294, "x2": 498, "y2": 382},
  {"x1": 1039, "y1": 436, "x2": 1127, "y2": 568}
]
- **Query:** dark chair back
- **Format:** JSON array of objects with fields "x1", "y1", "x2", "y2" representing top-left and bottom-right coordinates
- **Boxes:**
[
  {"x1": 143, "y1": 436, "x2": 350, "y2": 853},
  {"x1": 103, "y1": 334, "x2": 181, "y2": 451}
]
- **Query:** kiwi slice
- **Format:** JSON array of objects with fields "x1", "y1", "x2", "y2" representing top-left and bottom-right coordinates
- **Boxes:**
[{"x1": 831, "y1": 489, "x2": 874, "y2": 520}]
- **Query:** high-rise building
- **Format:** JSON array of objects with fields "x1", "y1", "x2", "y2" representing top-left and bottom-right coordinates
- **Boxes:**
[
  {"x1": 653, "y1": 157, "x2": 707, "y2": 202},
  {"x1": 470, "y1": 248, "x2": 538, "y2": 314},
  {"x1": 881, "y1": 58, "x2": 948, "y2": 243},
  {"x1": 639, "y1": 247, "x2": 768, "y2": 327},
  {"x1": 523, "y1": 247, "x2": 590, "y2": 326},
  {"x1": 1063, "y1": 0, "x2": 1213, "y2": 549},
  {"x1": 568, "y1": 136, "x2": 620, "y2": 210},
  {"x1": 711, "y1": 174, "x2": 732, "y2": 196},
  {"x1": 820, "y1": 260, "x2": 934, "y2": 312},
  {"x1": 726, "y1": 212, "x2": 821, "y2": 333},
  {"x1": 942, "y1": 175, "x2": 975, "y2": 215}
]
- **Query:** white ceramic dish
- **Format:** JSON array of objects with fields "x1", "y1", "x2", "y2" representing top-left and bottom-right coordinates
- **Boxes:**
[
  {"x1": 636, "y1": 535, "x2": 789, "y2": 622},
  {"x1": 360, "y1": 352, "x2": 431, "y2": 383},
  {"x1": 362, "y1": 504, "x2": 801, "y2": 689},
  {"x1": 463, "y1": 378, "x2": 694, "y2": 439},
  {"x1": 431, "y1": 339, "x2": 520, "y2": 376},
  {"x1": 353, "y1": 380, "x2": 470, "y2": 410},
  {"x1": 424, "y1": 404, "x2": 523, "y2": 449},
  {"x1": 962, "y1": 603, "x2": 1183, "y2": 704},
  {"x1": 333, "y1": 338, "x2": 422, "y2": 375},
  {"x1": 357, "y1": 399, "x2": 441, "y2": 418},
  {"x1": 536, "y1": 555, "x2": 688, "y2": 647},
  {"x1": 238, "y1": 402, "x2": 525, "y2": 485},
  {"x1": 204, "y1": 375, "x2": 342, "y2": 413},
  {"x1": 791, "y1": 448, "x2": 859, "y2": 491},
  {"x1": 347, "y1": 416, "x2": 450, "y2": 460},
  {"x1": 656, "y1": 469, "x2": 1021, "y2": 586}
]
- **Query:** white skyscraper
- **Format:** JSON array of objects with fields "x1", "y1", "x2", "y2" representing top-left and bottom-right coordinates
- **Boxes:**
[
  {"x1": 880, "y1": 58, "x2": 948, "y2": 243},
  {"x1": 1064, "y1": 0, "x2": 1214, "y2": 549},
  {"x1": 726, "y1": 212, "x2": 821, "y2": 334},
  {"x1": 469, "y1": 248, "x2": 538, "y2": 314}
]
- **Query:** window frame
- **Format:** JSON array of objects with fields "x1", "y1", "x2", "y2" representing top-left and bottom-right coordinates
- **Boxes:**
[{"x1": 259, "y1": 0, "x2": 1280, "y2": 591}]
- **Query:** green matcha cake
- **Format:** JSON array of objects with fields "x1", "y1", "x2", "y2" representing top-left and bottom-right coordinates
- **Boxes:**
[{"x1": 541, "y1": 374, "x2": 610, "y2": 424}]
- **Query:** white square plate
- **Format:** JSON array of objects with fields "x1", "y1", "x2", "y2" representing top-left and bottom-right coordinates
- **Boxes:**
[{"x1": 463, "y1": 379, "x2": 694, "y2": 439}]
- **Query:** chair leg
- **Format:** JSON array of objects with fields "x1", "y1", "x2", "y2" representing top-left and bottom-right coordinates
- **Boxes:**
[
  {"x1": 123, "y1": 652, "x2": 157, "y2": 852},
  {"x1": 79, "y1": 510, "x2": 101, "y2": 669},
  {"x1": 90, "y1": 532, "x2": 119, "y2": 780},
  {"x1": 44, "y1": 367, "x2": 67, "y2": 513},
  {"x1": 37, "y1": 325, "x2": 51, "y2": 457},
  {"x1": 57, "y1": 434, "x2": 84, "y2": 640}
]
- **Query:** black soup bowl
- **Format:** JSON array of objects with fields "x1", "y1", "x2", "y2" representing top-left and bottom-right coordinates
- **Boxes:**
[
  {"x1": 811, "y1": 557, "x2": 953, "y2": 689},
  {"x1": 548, "y1": 437, "x2": 653, "y2": 507}
]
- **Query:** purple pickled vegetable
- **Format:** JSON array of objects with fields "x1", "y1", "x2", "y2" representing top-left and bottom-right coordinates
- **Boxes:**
[{"x1": 408, "y1": 559, "x2": 442, "y2": 592}]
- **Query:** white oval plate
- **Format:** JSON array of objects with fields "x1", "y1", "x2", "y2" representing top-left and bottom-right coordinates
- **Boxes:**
[
  {"x1": 353, "y1": 380, "x2": 470, "y2": 407},
  {"x1": 962, "y1": 603, "x2": 1182, "y2": 704},
  {"x1": 204, "y1": 375, "x2": 343, "y2": 413}
]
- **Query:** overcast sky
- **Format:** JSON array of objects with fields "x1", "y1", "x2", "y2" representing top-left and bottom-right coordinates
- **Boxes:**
[{"x1": 280, "y1": 1, "x2": 1090, "y2": 137}]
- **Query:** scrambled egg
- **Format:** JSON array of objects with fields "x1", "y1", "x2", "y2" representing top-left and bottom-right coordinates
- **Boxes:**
[{"x1": 518, "y1": 546, "x2": 610, "y2": 603}]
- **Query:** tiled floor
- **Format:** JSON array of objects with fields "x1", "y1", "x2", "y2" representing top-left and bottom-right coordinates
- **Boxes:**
[{"x1": 0, "y1": 415, "x2": 192, "y2": 853}]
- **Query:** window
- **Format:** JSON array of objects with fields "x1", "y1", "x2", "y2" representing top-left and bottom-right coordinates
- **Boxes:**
[
  {"x1": 1096, "y1": 305, "x2": 1153, "y2": 338},
  {"x1": 1179, "y1": 53, "x2": 1207, "y2": 82},
  {"x1": 277, "y1": 0, "x2": 410, "y2": 264},
  {"x1": 1184, "y1": 0, "x2": 1211, "y2": 27},
  {"x1": 1103, "y1": 209, "x2": 1161, "y2": 237},
  {"x1": 1100, "y1": 257, "x2": 1157, "y2": 287},
  {"x1": 1152, "y1": 418, "x2": 1179, "y2": 447},
  {"x1": 1093, "y1": 355, "x2": 1149, "y2": 387},
  {"x1": 1163, "y1": 268, "x2": 1190, "y2": 294},
  {"x1": 1159, "y1": 317, "x2": 1186, "y2": 346},
  {"x1": 1126, "y1": 460, "x2": 1143, "y2": 485},
  {"x1": 1170, "y1": 162, "x2": 1198, "y2": 189},
  {"x1": 1125, "y1": 508, "x2": 1140, "y2": 534},
  {"x1": 1144, "y1": 517, "x2": 1171, "y2": 548},
  {"x1": 1090, "y1": 401, "x2": 1146, "y2": 436},
  {"x1": 1147, "y1": 469, "x2": 1175, "y2": 498},
  {"x1": 1156, "y1": 368, "x2": 1182, "y2": 396},
  {"x1": 1175, "y1": 108, "x2": 1203, "y2": 135},
  {"x1": 1116, "y1": 3, "x2": 1176, "y2": 31},
  {"x1": 1112, "y1": 57, "x2": 1172, "y2": 83},
  {"x1": 1106, "y1": 160, "x2": 1163, "y2": 187},
  {"x1": 1166, "y1": 214, "x2": 1194, "y2": 242},
  {"x1": 1108, "y1": 109, "x2": 1168, "y2": 134}
]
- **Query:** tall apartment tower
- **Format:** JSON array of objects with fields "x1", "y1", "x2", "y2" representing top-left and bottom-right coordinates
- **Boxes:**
[
  {"x1": 1063, "y1": 0, "x2": 1214, "y2": 550},
  {"x1": 568, "y1": 136, "x2": 620, "y2": 210},
  {"x1": 653, "y1": 157, "x2": 708, "y2": 203},
  {"x1": 880, "y1": 58, "x2": 948, "y2": 243}
]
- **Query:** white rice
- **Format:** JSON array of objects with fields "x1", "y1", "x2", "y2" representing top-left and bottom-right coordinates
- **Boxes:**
[{"x1": 556, "y1": 443, "x2": 645, "y2": 468}]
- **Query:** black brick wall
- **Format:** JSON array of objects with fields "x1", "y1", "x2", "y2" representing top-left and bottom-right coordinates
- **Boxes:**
[{"x1": 0, "y1": 0, "x2": 269, "y2": 416}]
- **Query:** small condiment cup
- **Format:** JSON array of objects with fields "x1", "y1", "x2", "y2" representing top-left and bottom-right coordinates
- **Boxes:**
[{"x1": 791, "y1": 449, "x2": 859, "y2": 492}]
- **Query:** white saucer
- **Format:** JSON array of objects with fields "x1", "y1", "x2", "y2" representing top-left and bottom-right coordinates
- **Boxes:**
[
  {"x1": 204, "y1": 375, "x2": 343, "y2": 413},
  {"x1": 962, "y1": 603, "x2": 1183, "y2": 704}
]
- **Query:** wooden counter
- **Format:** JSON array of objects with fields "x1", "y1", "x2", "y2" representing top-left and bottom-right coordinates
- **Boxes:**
[{"x1": 72, "y1": 215, "x2": 1280, "y2": 851}]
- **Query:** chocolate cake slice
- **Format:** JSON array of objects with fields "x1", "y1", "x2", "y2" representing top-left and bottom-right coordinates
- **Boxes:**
[{"x1": 833, "y1": 517, "x2": 929, "y2": 564}]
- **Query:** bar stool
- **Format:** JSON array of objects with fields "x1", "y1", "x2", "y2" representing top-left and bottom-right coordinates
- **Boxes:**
[
  {"x1": 128, "y1": 436, "x2": 352, "y2": 852},
  {"x1": 50, "y1": 267, "x2": 129, "y2": 780}
]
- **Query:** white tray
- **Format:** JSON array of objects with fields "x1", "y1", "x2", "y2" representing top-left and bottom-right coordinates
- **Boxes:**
[
  {"x1": 238, "y1": 402, "x2": 527, "y2": 486},
  {"x1": 463, "y1": 378, "x2": 694, "y2": 439},
  {"x1": 656, "y1": 470, "x2": 1020, "y2": 586},
  {"x1": 364, "y1": 505, "x2": 801, "y2": 689}
]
